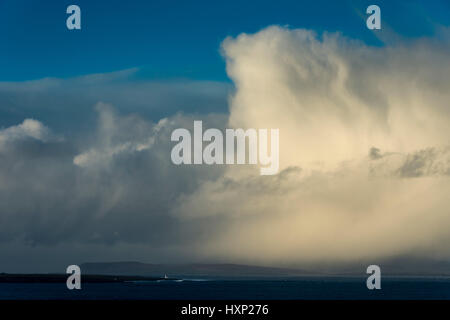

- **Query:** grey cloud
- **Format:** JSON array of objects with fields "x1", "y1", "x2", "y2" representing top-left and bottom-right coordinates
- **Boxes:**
[
  {"x1": 369, "y1": 147, "x2": 382, "y2": 160},
  {"x1": 397, "y1": 147, "x2": 450, "y2": 178},
  {"x1": 0, "y1": 69, "x2": 231, "y2": 133},
  {"x1": 368, "y1": 147, "x2": 450, "y2": 178}
]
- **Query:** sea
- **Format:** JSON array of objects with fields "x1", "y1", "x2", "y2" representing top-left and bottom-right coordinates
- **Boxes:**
[{"x1": 1, "y1": 276, "x2": 450, "y2": 300}]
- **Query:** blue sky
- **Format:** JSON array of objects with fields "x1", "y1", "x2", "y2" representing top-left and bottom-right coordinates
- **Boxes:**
[{"x1": 0, "y1": 0, "x2": 448, "y2": 82}]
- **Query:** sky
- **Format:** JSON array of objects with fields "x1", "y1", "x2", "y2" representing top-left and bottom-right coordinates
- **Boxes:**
[
  {"x1": 0, "y1": 0, "x2": 448, "y2": 81},
  {"x1": 0, "y1": 0, "x2": 450, "y2": 273}
]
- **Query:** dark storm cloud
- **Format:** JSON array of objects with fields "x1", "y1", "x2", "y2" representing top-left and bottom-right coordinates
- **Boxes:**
[{"x1": 0, "y1": 106, "x2": 228, "y2": 248}]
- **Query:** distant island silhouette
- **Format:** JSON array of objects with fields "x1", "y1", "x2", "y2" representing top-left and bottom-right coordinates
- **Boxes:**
[
  {"x1": 2, "y1": 259, "x2": 450, "y2": 283},
  {"x1": 80, "y1": 262, "x2": 317, "y2": 278}
]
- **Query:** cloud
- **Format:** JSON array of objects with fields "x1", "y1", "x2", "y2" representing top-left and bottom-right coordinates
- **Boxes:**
[
  {"x1": 0, "y1": 106, "x2": 226, "y2": 248},
  {"x1": 72, "y1": 103, "x2": 169, "y2": 168},
  {"x1": 369, "y1": 146, "x2": 450, "y2": 178},
  {"x1": 222, "y1": 26, "x2": 450, "y2": 171},
  {"x1": 0, "y1": 68, "x2": 231, "y2": 133},
  {"x1": 171, "y1": 26, "x2": 450, "y2": 266},
  {"x1": 0, "y1": 26, "x2": 450, "y2": 272},
  {"x1": 0, "y1": 118, "x2": 54, "y2": 144}
]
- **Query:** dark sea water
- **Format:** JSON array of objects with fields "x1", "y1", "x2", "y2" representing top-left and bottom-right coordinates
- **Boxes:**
[{"x1": 1, "y1": 277, "x2": 450, "y2": 300}]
